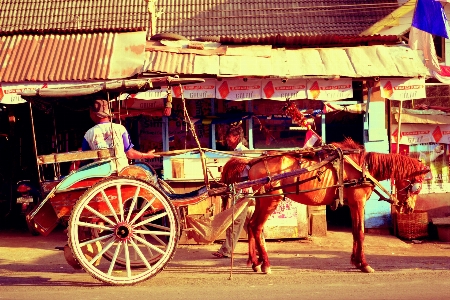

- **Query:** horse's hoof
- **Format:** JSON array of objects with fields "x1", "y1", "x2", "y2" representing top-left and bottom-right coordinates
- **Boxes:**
[
  {"x1": 359, "y1": 265, "x2": 375, "y2": 273},
  {"x1": 252, "y1": 263, "x2": 262, "y2": 273},
  {"x1": 262, "y1": 265, "x2": 271, "y2": 274}
]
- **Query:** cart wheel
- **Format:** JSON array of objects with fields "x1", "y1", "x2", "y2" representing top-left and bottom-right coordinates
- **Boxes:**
[{"x1": 68, "y1": 177, "x2": 179, "y2": 285}]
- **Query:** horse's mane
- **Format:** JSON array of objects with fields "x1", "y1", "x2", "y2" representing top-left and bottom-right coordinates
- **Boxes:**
[
  {"x1": 365, "y1": 152, "x2": 426, "y2": 182},
  {"x1": 331, "y1": 138, "x2": 366, "y2": 166},
  {"x1": 221, "y1": 157, "x2": 250, "y2": 185}
]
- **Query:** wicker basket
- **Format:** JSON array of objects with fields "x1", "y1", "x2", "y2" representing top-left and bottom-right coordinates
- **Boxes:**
[{"x1": 396, "y1": 211, "x2": 429, "y2": 240}]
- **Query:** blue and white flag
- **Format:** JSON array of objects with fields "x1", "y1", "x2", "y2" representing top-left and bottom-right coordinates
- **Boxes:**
[{"x1": 412, "y1": 0, "x2": 450, "y2": 38}]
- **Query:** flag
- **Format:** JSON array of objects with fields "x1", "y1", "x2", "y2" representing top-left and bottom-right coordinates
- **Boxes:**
[
  {"x1": 303, "y1": 129, "x2": 322, "y2": 148},
  {"x1": 412, "y1": 0, "x2": 450, "y2": 38},
  {"x1": 408, "y1": 26, "x2": 441, "y2": 72}
]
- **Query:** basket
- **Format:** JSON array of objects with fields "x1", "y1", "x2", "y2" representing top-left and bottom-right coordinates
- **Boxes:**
[{"x1": 396, "y1": 211, "x2": 429, "y2": 240}]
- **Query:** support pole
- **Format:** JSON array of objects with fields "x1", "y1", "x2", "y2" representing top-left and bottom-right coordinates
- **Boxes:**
[{"x1": 396, "y1": 100, "x2": 403, "y2": 154}]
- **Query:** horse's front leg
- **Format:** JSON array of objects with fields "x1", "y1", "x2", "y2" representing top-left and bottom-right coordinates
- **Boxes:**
[
  {"x1": 348, "y1": 191, "x2": 375, "y2": 273},
  {"x1": 248, "y1": 195, "x2": 281, "y2": 274}
]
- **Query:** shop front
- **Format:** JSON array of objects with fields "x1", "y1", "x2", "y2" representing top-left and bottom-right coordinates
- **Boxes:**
[
  {"x1": 121, "y1": 65, "x2": 427, "y2": 241},
  {"x1": 386, "y1": 80, "x2": 450, "y2": 240}
]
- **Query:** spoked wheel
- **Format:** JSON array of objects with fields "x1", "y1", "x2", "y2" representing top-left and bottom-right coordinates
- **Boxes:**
[{"x1": 67, "y1": 177, "x2": 179, "y2": 285}]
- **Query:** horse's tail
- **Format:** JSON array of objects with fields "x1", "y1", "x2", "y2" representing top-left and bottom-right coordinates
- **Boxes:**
[{"x1": 221, "y1": 157, "x2": 250, "y2": 184}]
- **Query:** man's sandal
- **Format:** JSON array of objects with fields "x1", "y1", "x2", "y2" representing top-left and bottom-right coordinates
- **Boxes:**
[{"x1": 212, "y1": 252, "x2": 229, "y2": 258}]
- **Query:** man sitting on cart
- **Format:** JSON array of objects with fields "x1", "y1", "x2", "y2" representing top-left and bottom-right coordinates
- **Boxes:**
[{"x1": 80, "y1": 97, "x2": 159, "y2": 172}]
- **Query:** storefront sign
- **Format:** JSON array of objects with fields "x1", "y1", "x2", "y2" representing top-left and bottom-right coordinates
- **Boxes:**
[
  {"x1": 261, "y1": 79, "x2": 307, "y2": 100},
  {"x1": 0, "y1": 83, "x2": 44, "y2": 104},
  {"x1": 130, "y1": 89, "x2": 167, "y2": 100},
  {"x1": 0, "y1": 81, "x2": 104, "y2": 104},
  {"x1": 380, "y1": 78, "x2": 426, "y2": 100},
  {"x1": 391, "y1": 123, "x2": 450, "y2": 145},
  {"x1": 216, "y1": 78, "x2": 261, "y2": 100},
  {"x1": 121, "y1": 98, "x2": 165, "y2": 110},
  {"x1": 306, "y1": 79, "x2": 353, "y2": 101},
  {"x1": 172, "y1": 78, "x2": 216, "y2": 99}
]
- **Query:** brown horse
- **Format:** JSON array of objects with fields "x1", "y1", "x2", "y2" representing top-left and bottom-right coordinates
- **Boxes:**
[{"x1": 221, "y1": 138, "x2": 428, "y2": 274}]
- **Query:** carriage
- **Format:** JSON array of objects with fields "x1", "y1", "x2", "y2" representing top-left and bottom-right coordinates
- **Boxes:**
[{"x1": 20, "y1": 80, "x2": 429, "y2": 285}]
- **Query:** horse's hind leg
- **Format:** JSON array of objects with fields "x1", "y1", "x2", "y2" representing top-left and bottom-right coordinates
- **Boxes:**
[{"x1": 348, "y1": 191, "x2": 375, "y2": 273}]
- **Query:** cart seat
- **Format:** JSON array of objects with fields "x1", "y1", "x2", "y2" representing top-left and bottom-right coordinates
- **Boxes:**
[{"x1": 56, "y1": 160, "x2": 114, "y2": 191}]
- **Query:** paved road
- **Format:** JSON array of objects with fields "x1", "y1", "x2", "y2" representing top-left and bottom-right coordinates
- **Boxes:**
[{"x1": 1, "y1": 227, "x2": 449, "y2": 300}]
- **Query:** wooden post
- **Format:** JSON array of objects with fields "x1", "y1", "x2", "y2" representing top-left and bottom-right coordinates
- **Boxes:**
[{"x1": 396, "y1": 100, "x2": 403, "y2": 154}]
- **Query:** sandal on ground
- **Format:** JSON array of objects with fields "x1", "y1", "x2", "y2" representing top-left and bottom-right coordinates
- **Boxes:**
[{"x1": 212, "y1": 252, "x2": 228, "y2": 258}]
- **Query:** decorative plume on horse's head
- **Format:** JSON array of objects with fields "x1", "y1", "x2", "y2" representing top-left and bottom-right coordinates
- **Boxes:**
[
  {"x1": 282, "y1": 98, "x2": 321, "y2": 130},
  {"x1": 282, "y1": 99, "x2": 306, "y2": 126}
]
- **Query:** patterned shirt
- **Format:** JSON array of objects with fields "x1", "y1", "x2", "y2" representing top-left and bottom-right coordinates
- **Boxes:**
[{"x1": 82, "y1": 122, "x2": 134, "y2": 171}]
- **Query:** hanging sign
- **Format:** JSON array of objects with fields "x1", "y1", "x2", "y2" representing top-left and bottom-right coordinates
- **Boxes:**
[
  {"x1": 0, "y1": 83, "x2": 47, "y2": 104},
  {"x1": 380, "y1": 77, "x2": 426, "y2": 100},
  {"x1": 0, "y1": 82, "x2": 98, "y2": 104},
  {"x1": 129, "y1": 89, "x2": 167, "y2": 100},
  {"x1": 216, "y1": 78, "x2": 261, "y2": 100},
  {"x1": 391, "y1": 123, "x2": 450, "y2": 145},
  {"x1": 306, "y1": 79, "x2": 353, "y2": 101},
  {"x1": 261, "y1": 79, "x2": 307, "y2": 100},
  {"x1": 129, "y1": 79, "x2": 216, "y2": 100},
  {"x1": 121, "y1": 98, "x2": 165, "y2": 110},
  {"x1": 172, "y1": 78, "x2": 216, "y2": 99}
]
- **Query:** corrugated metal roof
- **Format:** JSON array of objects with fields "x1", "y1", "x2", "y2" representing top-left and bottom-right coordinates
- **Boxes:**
[
  {"x1": 154, "y1": 0, "x2": 400, "y2": 45},
  {"x1": 143, "y1": 44, "x2": 429, "y2": 78},
  {"x1": 0, "y1": 32, "x2": 146, "y2": 82},
  {"x1": 0, "y1": 0, "x2": 149, "y2": 34},
  {"x1": 361, "y1": 0, "x2": 416, "y2": 36}
]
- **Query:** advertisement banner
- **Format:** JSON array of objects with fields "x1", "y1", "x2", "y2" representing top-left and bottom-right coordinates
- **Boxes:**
[
  {"x1": 216, "y1": 78, "x2": 261, "y2": 100},
  {"x1": 380, "y1": 77, "x2": 426, "y2": 100},
  {"x1": 391, "y1": 123, "x2": 450, "y2": 145},
  {"x1": 172, "y1": 78, "x2": 216, "y2": 99},
  {"x1": 121, "y1": 98, "x2": 165, "y2": 110},
  {"x1": 129, "y1": 79, "x2": 215, "y2": 100},
  {"x1": 261, "y1": 79, "x2": 307, "y2": 100},
  {"x1": 306, "y1": 78, "x2": 353, "y2": 101},
  {"x1": 0, "y1": 81, "x2": 103, "y2": 104}
]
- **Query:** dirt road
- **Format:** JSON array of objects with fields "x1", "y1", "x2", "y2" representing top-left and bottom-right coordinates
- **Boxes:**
[{"x1": 0, "y1": 227, "x2": 449, "y2": 300}]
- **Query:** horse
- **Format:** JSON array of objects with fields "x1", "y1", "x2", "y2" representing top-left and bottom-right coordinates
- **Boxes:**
[{"x1": 220, "y1": 138, "x2": 429, "y2": 274}]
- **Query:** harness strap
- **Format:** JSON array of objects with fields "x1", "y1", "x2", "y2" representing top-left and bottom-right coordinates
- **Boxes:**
[
  {"x1": 343, "y1": 155, "x2": 398, "y2": 205},
  {"x1": 209, "y1": 153, "x2": 339, "y2": 197}
]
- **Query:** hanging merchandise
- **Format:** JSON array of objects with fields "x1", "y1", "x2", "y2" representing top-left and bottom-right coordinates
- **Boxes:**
[{"x1": 163, "y1": 86, "x2": 173, "y2": 116}]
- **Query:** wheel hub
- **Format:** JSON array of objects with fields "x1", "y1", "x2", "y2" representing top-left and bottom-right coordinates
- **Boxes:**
[{"x1": 114, "y1": 222, "x2": 134, "y2": 241}]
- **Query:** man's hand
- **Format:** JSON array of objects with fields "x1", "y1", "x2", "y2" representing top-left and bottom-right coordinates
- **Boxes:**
[
  {"x1": 126, "y1": 148, "x2": 160, "y2": 160},
  {"x1": 143, "y1": 149, "x2": 160, "y2": 159}
]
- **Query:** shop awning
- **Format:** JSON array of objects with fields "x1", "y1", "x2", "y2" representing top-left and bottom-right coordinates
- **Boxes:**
[
  {"x1": 144, "y1": 43, "x2": 430, "y2": 78},
  {"x1": 0, "y1": 32, "x2": 147, "y2": 83}
]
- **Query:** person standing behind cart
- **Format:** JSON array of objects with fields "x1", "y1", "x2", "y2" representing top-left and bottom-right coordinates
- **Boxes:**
[
  {"x1": 212, "y1": 123, "x2": 265, "y2": 258},
  {"x1": 80, "y1": 98, "x2": 159, "y2": 171}
]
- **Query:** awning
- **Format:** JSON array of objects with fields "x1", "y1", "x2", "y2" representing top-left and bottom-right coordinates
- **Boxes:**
[
  {"x1": 0, "y1": 32, "x2": 147, "y2": 83},
  {"x1": 144, "y1": 43, "x2": 430, "y2": 78}
]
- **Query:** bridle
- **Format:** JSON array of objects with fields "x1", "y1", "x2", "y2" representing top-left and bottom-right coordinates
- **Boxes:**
[
  {"x1": 395, "y1": 177, "x2": 424, "y2": 211},
  {"x1": 396, "y1": 163, "x2": 430, "y2": 206}
]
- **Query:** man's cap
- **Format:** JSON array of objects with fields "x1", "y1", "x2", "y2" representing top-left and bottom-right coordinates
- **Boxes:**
[{"x1": 90, "y1": 99, "x2": 111, "y2": 118}]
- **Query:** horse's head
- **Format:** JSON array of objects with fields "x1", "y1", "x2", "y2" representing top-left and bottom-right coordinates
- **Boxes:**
[{"x1": 394, "y1": 163, "x2": 430, "y2": 214}]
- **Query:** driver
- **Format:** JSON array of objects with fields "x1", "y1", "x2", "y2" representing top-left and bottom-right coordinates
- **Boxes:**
[{"x1": 81, "y1": 98, "x2": 159, "y2": 171}]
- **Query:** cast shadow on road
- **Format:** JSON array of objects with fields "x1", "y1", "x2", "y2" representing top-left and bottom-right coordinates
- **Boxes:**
[
  {"x1": 0, "y1": 275, "x2": 103, "y2": 287},
  {"x1": 164, "y1": 241, "x2": 450, "y2": 275}
]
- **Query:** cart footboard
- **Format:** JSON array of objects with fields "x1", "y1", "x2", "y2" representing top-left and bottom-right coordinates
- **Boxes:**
[{"x1": 26, "y1": 198, "x2": 59, "y2": 236}]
